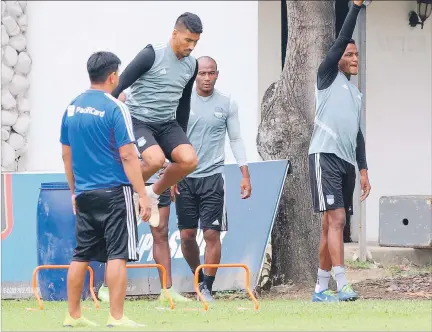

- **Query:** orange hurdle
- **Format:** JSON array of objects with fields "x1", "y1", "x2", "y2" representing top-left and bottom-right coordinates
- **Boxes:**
[
  {"x1": 32, "y1": 265, "x2": 100, "y2": 310},
  {"x1": 194, "y1": 263, "x2": 260, "y2": 311},
  {"x1": 126, "y1": 264, "x2": 175, "y2": 309}
]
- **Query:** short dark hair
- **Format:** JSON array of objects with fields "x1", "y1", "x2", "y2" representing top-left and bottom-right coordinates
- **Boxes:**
[
  {"x1": 349, "y1": 39, "x2": 356, "y2": 44},
  {"x1": 87, "y1": 51, "x2": 121, "y2": 84},
  {"x1": 198, "y1": 56, "x2": 218, "y2": 70},
  {"x1": 175, "y1": 12, "x2": 203, "y2": 34}
]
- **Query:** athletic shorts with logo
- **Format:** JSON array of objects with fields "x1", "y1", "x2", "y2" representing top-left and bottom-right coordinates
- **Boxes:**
[
  {"x1": 132, "y1": 116, "x2": 191, "y2": 161},
  {"x1": 175, "y1": 173, "x2": 227, "y2": 231},
  {"x1": 72, "y1": 185, "x2": 139, "y2": 263},
  {"x1": 308, "y1": 153, "x2": 356, "y2": 215}
]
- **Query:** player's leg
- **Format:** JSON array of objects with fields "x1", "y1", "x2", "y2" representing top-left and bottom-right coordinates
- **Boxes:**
[
  {"x1": 104, "y1": 186, "x2": 144, "y2": 327},
  {"x1": 151, "y1": 121, "x2": 198, "y2": 195},
  {"x1": 336, "y1": 164, "x2": 359, "y2": 301},
  {"x1": 153, "y1": 190, "x2": 190, "y2": 303},
  {"x1": 309, "y1": 153, "x2": 341, "y2": 302},
  {"x1": 197, "y1": 173, "x2": 227, "y2": 302},
  {"x1": 132, "y1": 119, "x2": 166, "y2": 225},
  {"x1": 63, "y1": 192, "x2": 104, "y2": 327},
  {"x1": 175, "y1": 179, "x2": 203, "y2": 286}
]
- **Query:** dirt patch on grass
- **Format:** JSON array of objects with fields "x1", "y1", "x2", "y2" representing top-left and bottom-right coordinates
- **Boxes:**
[{"x1": 254, "y1": 264, "x2": 431, "y2": 301}]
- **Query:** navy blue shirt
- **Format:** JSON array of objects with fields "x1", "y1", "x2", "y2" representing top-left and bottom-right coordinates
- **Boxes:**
[{"x1": 60, "y1": 89, "x2": 135, "y2": 195}]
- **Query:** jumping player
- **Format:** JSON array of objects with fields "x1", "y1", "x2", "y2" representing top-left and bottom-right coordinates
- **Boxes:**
[{"x1": 112, "y1": 12, "x2": 203, "y2": 226}]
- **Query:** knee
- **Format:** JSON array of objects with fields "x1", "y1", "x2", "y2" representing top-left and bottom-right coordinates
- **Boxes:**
[
  {"x1": 152, "y1": 226, "x2": 168, "y2": 244},
  {"x1": 143, "y1": 152, "x2": 165, "y2": 172},
  {"x1": 180, "y1": 229, "x2": 197, "y2": 243},
  {"x1": 177, "y1": 150, "x2": 198, "y2": 173},
  {"x1": 203, "y1": 230, "x2": 220, "y2": 246},
  {"x1": 328, "y1": 210, "x2": 346, "y2": 230}
]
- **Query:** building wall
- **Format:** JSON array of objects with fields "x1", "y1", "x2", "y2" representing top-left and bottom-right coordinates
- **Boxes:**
[
  {"x1": 366, "y1": 1, "x2": 432, "y2": 241},
  {"x1": 25, "y1": 1, "x2": 259, "y2": 171}
]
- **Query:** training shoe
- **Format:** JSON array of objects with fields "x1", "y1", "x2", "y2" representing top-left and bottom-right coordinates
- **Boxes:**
[
  {"x1": 197, "y1": 282, "x2": 214, "y2": 302},
  {"x1": 145, "y1": 185, "x2": 160, "y2": 228},
  {"x1": 338, "y1": 284, "x2": 359, "y2": 301},
  {"x1": 159, "y1": 287, "x2": 191, "y2": 303},
  {"x1": 312, "y1": 289, "x2": 340, "y2": 303},
  {"x1": 106, "y1": 314, "x2": 145, "y2": 328},
  {"x1": 98, "y1": 285, "x2": 110, "y2": 303},
  {"x1": 63, "y1": 313, "x2": 99, "y2": 327}
]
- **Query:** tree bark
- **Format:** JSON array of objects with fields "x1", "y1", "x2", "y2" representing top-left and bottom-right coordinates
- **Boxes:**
[{"x1": 256, "y1": 1, "x2": 335, "y2": 286}]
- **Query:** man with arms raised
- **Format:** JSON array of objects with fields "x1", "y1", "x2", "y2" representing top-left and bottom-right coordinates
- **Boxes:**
[
  {"x1": 112, "y1": 12, "x2": 202, "y2": 227},
  {"x1": 308, "y1": 0, "x2": 371, "y2": 302},
  {"x1": 174, "y1": 56, "x2": 252, "y2": 302},
  {"x1": 60, "y1": 51, "x2": 150, "y2": 327}
]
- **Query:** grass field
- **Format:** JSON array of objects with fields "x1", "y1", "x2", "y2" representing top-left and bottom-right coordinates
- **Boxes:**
[{"x1": 2, "y1": 299, "x2": 431, "y2": 331}]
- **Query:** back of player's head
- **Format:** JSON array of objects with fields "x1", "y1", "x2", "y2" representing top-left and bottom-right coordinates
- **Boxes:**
[
  {"x1": 87, "y1": 51, "x2": 121, "y2": 84},
  {"x1": 175, "y1": 12, "x2": 203, "y2": 34}
]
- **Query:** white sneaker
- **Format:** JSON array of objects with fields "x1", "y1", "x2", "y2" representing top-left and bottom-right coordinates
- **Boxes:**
[{"x1": 146, "y1": 185, "x2": 160, "y2": 228}]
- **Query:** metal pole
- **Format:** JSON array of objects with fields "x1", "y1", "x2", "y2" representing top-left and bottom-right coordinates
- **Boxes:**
[{"x1": 358, "y1": 6, "x2": 367, "y2": 262}]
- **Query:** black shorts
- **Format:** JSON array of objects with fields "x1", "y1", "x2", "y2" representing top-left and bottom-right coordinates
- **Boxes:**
[
  {"x1": 309, "y1": 153, "x2": 356, "y2": 215},
  {"x1": 175, "y1": 173, "x2": 227, "y2": 231},
  {"x1": 73, "y1": 185, "x2": 139, "y2": 263},
  {"x1": 132, "y1": 117, "x2": 191, "y2": 161},
  {"x1": 158, "y1": 188, "x2": 171, "y2": 208}
]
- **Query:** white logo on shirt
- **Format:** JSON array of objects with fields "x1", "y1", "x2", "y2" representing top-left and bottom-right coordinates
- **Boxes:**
[
  {"x1": 342, "y1": 84, "x2": 349, "y2": 90},
  {"x1": 160, "y1": 68, "x2": 167, "y2": 75},
  {"x1": 67, "y1": 105, "x2": 75, "y2": 117}
]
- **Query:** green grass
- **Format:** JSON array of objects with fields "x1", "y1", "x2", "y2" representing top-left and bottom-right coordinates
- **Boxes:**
[
  {"x1": 344, "y1": 259, "x2": 375, "y2": 270},
  {"x1": 2, "y1": 299, "x2": 431, "y2": 331}
]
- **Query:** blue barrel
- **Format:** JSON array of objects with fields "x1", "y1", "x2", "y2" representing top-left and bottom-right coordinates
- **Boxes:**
[{"x1": 36, "y1": 182, "x2": 105, "y2": 301}]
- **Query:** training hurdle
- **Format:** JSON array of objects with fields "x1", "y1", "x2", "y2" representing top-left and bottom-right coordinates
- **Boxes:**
[
  {"x1": 32, "y1": 265, "x2": 100, "y2": 310},
  {"x1": 126, "y1": 263, "x2": 175, "y2": 309},
  {"x1": 194, "y1": 263, "x2": 260, "y2": 311}
]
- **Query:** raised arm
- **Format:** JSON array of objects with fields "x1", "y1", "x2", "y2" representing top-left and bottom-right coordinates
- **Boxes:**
[
  {"x1": 175, "y1": 60, "x2": 198, "y2": 133},
  {"x1": 112, "y1": 44, "x2": 155, "y2": 98},
  {"x1": 317, "y1": 2, "x2": 362, "y2": 90}
]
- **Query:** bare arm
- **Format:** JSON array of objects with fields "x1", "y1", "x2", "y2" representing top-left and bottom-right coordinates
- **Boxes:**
[
  {"x1": 62, "y1": 145, "x2": 75, "y2": 195},
  {"x1": 119, "y1": 143, "x2": 146, "y2": 198}
]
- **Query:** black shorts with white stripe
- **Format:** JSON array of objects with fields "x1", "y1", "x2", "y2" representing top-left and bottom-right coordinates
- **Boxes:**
[
  {"x1": 308, "y1": 153, "x2": 356, "y2": 216},
  {"x1": 73, "y1": 185, "x2": 139, "y2": 263},
  {"x1": 175, "y1": 173, "x2": 228, "y2": 231}
]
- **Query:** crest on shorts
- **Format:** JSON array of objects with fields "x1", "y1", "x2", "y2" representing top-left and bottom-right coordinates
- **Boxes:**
[
  {"x1": 326, "y1": 194, "x2": 334, "y2": 205},
  {"x1": 137, "y1": 136, "x2": 146, "y2": 147}
]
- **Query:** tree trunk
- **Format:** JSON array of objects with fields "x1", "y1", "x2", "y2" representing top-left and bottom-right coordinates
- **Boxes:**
[{"x1": 256, "y1": 1, "x2": 335, "y2": 286}]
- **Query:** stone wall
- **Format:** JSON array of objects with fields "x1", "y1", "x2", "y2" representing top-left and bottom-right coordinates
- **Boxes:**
[{"x1": 1, "y1": 1, "x2": 30, "y2": 171}]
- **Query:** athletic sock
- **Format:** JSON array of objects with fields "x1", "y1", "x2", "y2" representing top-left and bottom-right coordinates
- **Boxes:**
[
  {"x1": 333, "y1": 266, "x2": 347, "y2": 291},
  {"x1": 204, "y1": 274, "x2": 215, "y2": 293},
  {"x1": 315, "y1": 268, "x2": 331, "y2": 293},
  {"x1": 194, "y1": 269, "x2": 205, "y2": 284},
  {"x1": 147, "y1": 184, "x2": 160, "y2": 199}
]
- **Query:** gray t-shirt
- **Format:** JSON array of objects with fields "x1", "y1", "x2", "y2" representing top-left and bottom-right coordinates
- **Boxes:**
[
  {"x1": 187, "y1": 89, "x2": 247, "y2": 178},
  {"x1": 125, "y1": 42, "x2": 197, "y2": 123},
  {"x1": 309, "y1": 71, "x2": 362, "y2": 166}
]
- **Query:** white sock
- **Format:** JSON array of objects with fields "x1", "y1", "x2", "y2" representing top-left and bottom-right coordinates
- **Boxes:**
[
  {"x1": 315, "y1": 268, "x2": 331, "y2": 293},
  {"x1": 333, "y1": 266, "x2": 347, "y2": 291},
  {"x1": 147, "y1": 184, "x2": 160, "y2": 199}
]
